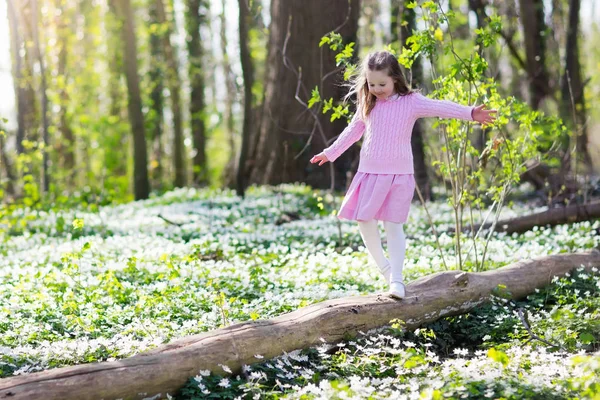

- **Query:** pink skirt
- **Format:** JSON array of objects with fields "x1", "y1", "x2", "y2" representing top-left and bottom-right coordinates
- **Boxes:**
[{"x1": 337, "y1": 172, "x2": 416, "y2": 223}]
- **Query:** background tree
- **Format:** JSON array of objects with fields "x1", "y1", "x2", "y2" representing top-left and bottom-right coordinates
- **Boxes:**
[
  {"x1": 246, "y1": 0, "x2": 360, "y2": 189},
  {"x1": 148, "y1": 0, "x2": 166, "y2": 189},
  {"x1": 561, "y1": 0, "x2": 590, "y2": 170},
  {"x1": 156, "y1": 0, "x2": 186, "y2": 188},
  {"x1": 236, "y1": 0, "x2": 253, "y2": 197},
  {"x1": 186, "y1": 0, "x2": 209, "y2": 186},
  {"x1": 112, "y1": 0, "x2": 150, "y2": 200},
  {"x1": 518, "y1": 0, "x2": 552, "y2": 110}
]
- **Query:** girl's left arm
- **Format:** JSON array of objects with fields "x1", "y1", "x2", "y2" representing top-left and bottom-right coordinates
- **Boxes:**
[{"x1": 410, "y1": 92, "x2": 474, "y2": 121}]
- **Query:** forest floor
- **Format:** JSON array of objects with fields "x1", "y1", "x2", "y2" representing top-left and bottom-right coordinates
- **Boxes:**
[{"x1": 0, "y1": 184, "x2": 599, "y2": 399}]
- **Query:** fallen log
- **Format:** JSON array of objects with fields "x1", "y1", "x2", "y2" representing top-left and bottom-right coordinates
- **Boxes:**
[
  {"x1": 464, "y1": 200, "x2": 600, "y2": 235},
  {"x1": 1, "y1": 251, "x2": 600, "y2": 400}
]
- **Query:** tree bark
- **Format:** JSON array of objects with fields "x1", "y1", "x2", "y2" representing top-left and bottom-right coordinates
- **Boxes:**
[
  {"x1": 155, "y1": 0, "x2": 186, "y2": 188},
  {"x1": 186, "y1": 0, "x2": 209, "y2": 186},
  {"x1": 390, "y1": 2, "x2": 400, "y2": 45},
  {"x1": 220, "y1": 0, "x2": 237, "y2": 166},
  {"x1": 55, "y1": 0, "x2": 76, "y2": 188},
  {"x1": 1, "y1": 251, "x2": 599, "y2": 400},
  {"x1": 113, "y1": 0, "x2": 150, "y2": 200},
  {"x1": 7, "y1": 0, "x2": 36, "y2": 155},
  {"x1": 518, "y1": 0, "x2": 551, "y2": 110},
  {"x1": 236, "y1": 0, "x2": 253, "y2": 197},
  {"x1": 464, "y1": 200, "x2": 600, "y2": 235},
  {"x1": 148, "y1": 0, "x2": 165, "y2": 190},
  {"x1": 561, "y1": 0, "x2": 590, "y2": 170},
  {"x1": 247, "y1": 0, "x2": 359, "y2": 189},
  {"x1": 548, "y1": 0, "x2": 566, "y2": 69},
  {"x1": 31, "y1": 0, "x2": 50, "y2": 193},
  {"x1": 0, "y1": 132, "x2": 16, "y2": 197},
  {"x1": 106, "y1": 0, "x2": 128, "y2": 178}
]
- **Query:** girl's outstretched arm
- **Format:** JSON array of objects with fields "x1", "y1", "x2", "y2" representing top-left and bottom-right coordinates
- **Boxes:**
[
  {"x1": 310, "y1": 112, "x2": 366, "y2": 165},
  {"x1": 411, "y1": 92, "x2": 496, "y2": 124}
]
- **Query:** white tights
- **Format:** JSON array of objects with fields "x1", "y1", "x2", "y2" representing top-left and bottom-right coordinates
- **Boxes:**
[{"x1": 358, "y1": 219, "x2": 406, "y2": 283}]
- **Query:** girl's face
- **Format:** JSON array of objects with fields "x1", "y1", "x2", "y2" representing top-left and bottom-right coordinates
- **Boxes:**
[{"x1": 366, "y1": 69, "x2": 395, "y2": 100}]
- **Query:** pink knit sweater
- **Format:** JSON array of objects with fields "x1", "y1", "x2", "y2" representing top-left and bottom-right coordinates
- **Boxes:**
[{"x1": 323, "y1": 92, "x2": 474, "y2": 175}]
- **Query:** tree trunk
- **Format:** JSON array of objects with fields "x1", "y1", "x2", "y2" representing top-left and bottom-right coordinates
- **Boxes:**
[
  {"x1": 236, "y1": 0, "x2": 253, "y2": 197},
  {"x1": 148, "y1": 0, "x2": 165, "y2": 190},
  {"x1": 398, "y1": 1, "x2": 431, "y2": 201},
  {"x1": 248, "y1": 0, "x2": 359, "y2": 189},
  {"x1": 464, "y1": 200, "x2": 600, "y2": 235},
  {"x1": 518, "y1": 0, "x2": 551, "y2": 110},
  {"x1": 113, "y1": 0, "x2": 150, "y2": 200},
  {"x1": 155, "y1": 0, "x2": 186, "y2": 188},
  {"x1": 489, "y1": 1, "x2": 526, "y2": 100},
  {"x1": 548, "y1": 0, "x2": 566, "y2": 70},
  {"x1": 55, "y1": 0, "x2": 75, "y2": 189},
  {"x1": 390, "y1": 2, "x2": 400, "y2": 45},
  {"x1": 0, "y1": 133, "x2": 16, "y2": 197},
  {"x1": 7, "y1": 0, "x2": 36, "y2": 156},
  {"x1": 186, "y1": 0, "x2": 209, "y2": 186},
  {"x1": 1, "y1": 251, "x2": 599, "y2": 400},
  {"x1": 220, "y1": 0, "x2": 237, "y2": 165},
  {"x1": 106, "y1": 0, "x2": 128, "y2": 179},
  {"x1": 30, "y1": 0, "x2": 50, "y2": 193},
  {"x1": 561, "y1": 0, "x2": 590, "y2": 170}
]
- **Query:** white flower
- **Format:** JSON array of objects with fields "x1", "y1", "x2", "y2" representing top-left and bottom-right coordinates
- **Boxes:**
[
  {"x1": 453, "y1": 348, "x2": 469, "y2": 356},
  {"x1": 218, "y1": 378, "x2": 230, "y2": 388},
  {"x1": 219, "y1": 363, "x2": 232, "y2": 373},
  {"x1": 254, "y1": 354, "x2": 264, "y2": 359}
]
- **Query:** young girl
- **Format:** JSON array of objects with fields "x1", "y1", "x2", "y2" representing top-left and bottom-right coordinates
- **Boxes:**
[{"x1": 310, "y1": 51, "x2": 496, "y2": 299}]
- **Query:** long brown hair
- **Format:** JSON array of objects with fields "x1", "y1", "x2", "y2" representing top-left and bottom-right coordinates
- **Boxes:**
[{"x1": 343, "y1": 51, "x2": 412, "y2": 120}]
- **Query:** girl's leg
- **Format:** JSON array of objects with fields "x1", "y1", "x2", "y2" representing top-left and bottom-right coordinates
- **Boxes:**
[
  {"x1": 383, "y1": 220, "x2": 406, "y2": 284},
  {"x1": 357, "y1": 220, "x2": 390, "y2": 282}
]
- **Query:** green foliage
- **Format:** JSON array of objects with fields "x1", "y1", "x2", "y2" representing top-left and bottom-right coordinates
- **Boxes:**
[
  {"x1": 1, "y1": 185, "x2": 599, "y2": 397},
  {"x1": 400, "y1": 267, "x2": 600, "y2": 356}
]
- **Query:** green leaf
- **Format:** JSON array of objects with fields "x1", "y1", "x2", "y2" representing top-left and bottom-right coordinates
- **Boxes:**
[
  {"x1": 308, "y1": 86, "x2": 321, "y2": 109},
  {"x1": 579, "y1": 332, "x2": 595, "y2": 345},
  {"x1": 487, "y1": 348, "x2": 509, "y2": 367},
  {"x1": 72, "y1": 219, "x2": 84, "y2": 230},
  {"x1": 322, "y1": 98, "x2": 333, "y2": 114}
]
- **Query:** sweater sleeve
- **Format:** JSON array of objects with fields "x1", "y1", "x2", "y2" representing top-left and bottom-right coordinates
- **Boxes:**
[
  {"x1": 322, "y1": 112, "x2": 366, "y2": 163},
  {"x1": 410, "y1": 92, "x2": 474, "y2": 121}
]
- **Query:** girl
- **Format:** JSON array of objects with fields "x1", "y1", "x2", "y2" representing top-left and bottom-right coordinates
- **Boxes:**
[{"x1": 310, "y1": 51, "x2": 496, "y2": 299}]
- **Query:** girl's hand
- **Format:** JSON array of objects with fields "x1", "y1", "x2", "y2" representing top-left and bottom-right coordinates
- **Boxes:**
[
  {"x1": 310, "y1": 152, "x2": 330, "y2": 166},
  {"x1": 472, "y1": 105, "x2": 497, "y2": 126}
]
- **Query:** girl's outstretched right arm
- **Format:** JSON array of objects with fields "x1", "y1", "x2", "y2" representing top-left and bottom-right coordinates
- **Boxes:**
[{"x1": 311, "y1": 112, "x2": 366, "y2": 166}]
